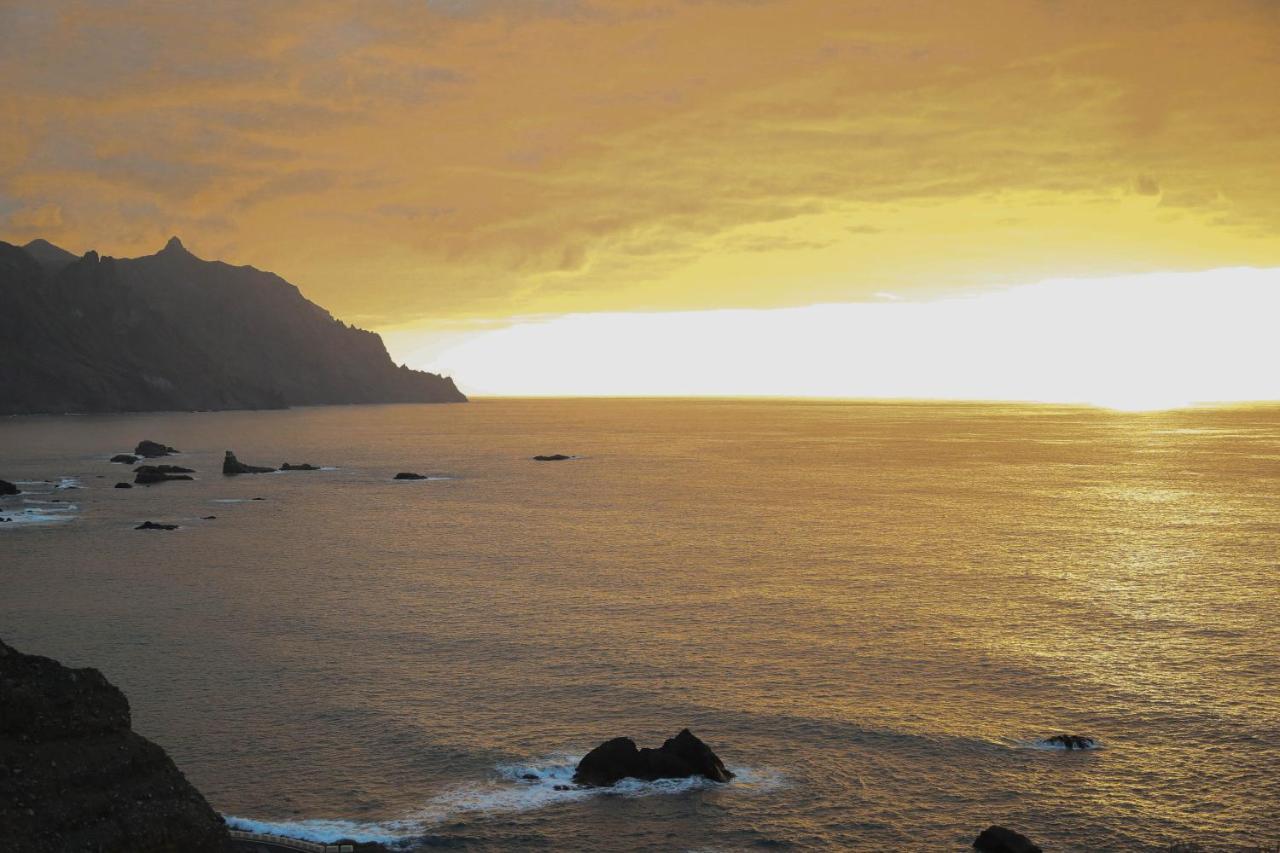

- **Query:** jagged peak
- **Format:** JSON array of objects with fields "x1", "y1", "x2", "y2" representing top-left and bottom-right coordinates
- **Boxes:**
[{"x1": 161, "y1": 235, "x2": 187, "y2": 254}]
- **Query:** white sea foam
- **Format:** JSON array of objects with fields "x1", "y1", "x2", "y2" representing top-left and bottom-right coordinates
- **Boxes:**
[
  {"x1": 228, "y1": 756, "x2": 783, "y2": 844},
  {"x1": 0, "y1": 501, "x2": 79, "y2": 526},
  {"x1": 225, "y1": 816, "x2": 412, "y2": 844}
]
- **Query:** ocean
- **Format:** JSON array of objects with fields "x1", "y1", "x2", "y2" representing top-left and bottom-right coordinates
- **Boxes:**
[{"x1": 2, "y1": 399, "x2": 1278, "y2": 851}]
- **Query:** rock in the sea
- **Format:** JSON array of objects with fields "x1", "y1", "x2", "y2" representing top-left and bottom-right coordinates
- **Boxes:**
[
  {"x1": 0, "y1": 637, "x2": 228, "y2": 852},
  {"x1": 280, "y1": 462, "x2": 320, "y2": 471},
  {"x1": 394, "y1": 472, "x2": 428, "y2": 480},
  {"x1": 134, "y1": 440, "x2": 178, "y2": 458},
  {"x1": 134, "y1": 466, "x2": 195, "y2": 485},
  {"x1": 110, "y1": 454, "x2": 139, "y2": 464},
  {"x1": 1039, "y1": 734, "x2": 1096, "y2": 750},
  {"x1": 135, "y1": 521, "x2": 179, "y2": 530},
  {"x1": 573, "y1": 729, "x2": 734, "y2": 787},
  {"x1": 0, "y1": 478, "x2": 19, "y2": 496},
  {"x1": 222, "y1": 451, "x2": 275, "y2": 475},
  {"x1": 973, "y1": 825, "x2": 1043, "y2": 853},
  {"x1": 533, "y1": 454, "x2": 573, "y2": 461},
  {"x1": 114, "y1": 482, "x2": 133, "y2": 489}
]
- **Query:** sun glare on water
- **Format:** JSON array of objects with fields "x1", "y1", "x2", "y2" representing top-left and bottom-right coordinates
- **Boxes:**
[{"x1": 391, "y1": 267, "x2": 1280, "y2": 407}]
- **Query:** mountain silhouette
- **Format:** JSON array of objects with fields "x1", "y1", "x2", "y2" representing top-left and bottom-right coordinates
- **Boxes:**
[{"x1": 0, "y1": 237, "x2": 466, "y2": 414}]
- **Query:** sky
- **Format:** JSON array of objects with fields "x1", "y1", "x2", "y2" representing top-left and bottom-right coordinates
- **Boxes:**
[{"x1": 3, "y1": 1, "x2": 1279, "y2": 404}]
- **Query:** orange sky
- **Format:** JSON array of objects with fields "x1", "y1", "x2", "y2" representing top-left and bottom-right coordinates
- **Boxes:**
[{"x1": 3, "y1": 0, "x2": 1279, "y2": 336}]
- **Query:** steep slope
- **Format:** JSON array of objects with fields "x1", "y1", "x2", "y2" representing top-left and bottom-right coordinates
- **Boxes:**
[
  {"x1": 22, "y1": 238, "x2": 79, "y2": 276},
  {"x1": 0, "y1": 638, "x2": 228, "y2": 853},
  {"x1": 0, "y1": 237, "x2": 466, "y2": 414}
]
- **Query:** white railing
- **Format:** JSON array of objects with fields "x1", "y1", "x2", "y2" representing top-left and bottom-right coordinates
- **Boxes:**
[{"x1": 228, "y1": 828, "x2": 355, "y2": 852}]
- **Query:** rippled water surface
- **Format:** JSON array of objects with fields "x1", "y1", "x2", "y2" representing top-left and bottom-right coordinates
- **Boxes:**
[{"x1": 3, "y1": 399, "x2": 1279, "y2": 850}]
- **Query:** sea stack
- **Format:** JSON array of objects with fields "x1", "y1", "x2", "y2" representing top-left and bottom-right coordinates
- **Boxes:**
[
  {"x1": 0, "y1": 638, "x2": 228, "y2": 852},
  {"x1": 573, "y1": 729, "x2": 734, "y2": 787},
  {"x1": 222, "y1": 451, "x2": 275, "y2": 475}
]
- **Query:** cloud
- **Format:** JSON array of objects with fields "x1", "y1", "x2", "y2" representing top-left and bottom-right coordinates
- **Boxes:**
[
  {"x1": 1133, "y1": 175, "x2": 1162, "y2": 196},
  {"x1": 7, "y1": 202, "x2": 63, "y2": 231},
  {"x1": 2, "y1": 0, "x2": 1279, "y2": 327}
]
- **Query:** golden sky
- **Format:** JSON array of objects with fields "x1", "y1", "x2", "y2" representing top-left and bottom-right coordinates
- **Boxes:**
[{"x1": 3, "y1": 0, "x2": 1279, "y2": 334}]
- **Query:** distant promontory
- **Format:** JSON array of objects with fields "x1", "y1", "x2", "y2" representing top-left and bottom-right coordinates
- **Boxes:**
[{"x1": 0, "y1": 236, "x2": 466, "y2": 414}]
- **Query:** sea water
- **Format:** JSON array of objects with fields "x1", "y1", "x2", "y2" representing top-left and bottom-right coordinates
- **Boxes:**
[{"x1": 2, "y1": 399, "x2": 1278, "y2": 850}]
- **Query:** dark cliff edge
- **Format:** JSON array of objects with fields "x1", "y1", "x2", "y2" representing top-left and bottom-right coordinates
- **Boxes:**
[
  {"x1": 0, "y1": 637, "x2": 228, "y2": 853},
  {"x1": 0, "y1": 237, "x2": 467, "y2": 415}
]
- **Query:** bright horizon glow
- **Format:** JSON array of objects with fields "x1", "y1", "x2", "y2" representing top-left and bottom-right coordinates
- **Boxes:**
[{"x1": 387, "y1": 268, "x2": 1280, "y2": 410}]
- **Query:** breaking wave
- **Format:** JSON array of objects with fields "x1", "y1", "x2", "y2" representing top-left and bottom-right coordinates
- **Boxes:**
[{"x1": 227, "y1": 755, "x2": 784, "y2": 844}]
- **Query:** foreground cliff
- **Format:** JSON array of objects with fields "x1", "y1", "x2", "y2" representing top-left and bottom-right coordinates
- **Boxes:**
[
  {"x1": 0, "y1": 237, "x2": 466, "y2": 414},
  {"x1": 0, "y1": 638, "x2": 228, "y2": 853}
]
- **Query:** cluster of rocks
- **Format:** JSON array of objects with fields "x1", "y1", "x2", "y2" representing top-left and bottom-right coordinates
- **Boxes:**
[
  {"x1": 135, "y1": 464, "x2": 195, "y2": 485},
  {"x1": 135, "y1": 439, "x2": 179, "y2": 458},
  {"x1": 573, "y1": 728, "x2": 734, "y2": 787}
]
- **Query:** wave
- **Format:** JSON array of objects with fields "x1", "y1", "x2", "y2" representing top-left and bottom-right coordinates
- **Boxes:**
[
  {"x1": 225, "y1": 816, "x2": 413, "y2": 845},
  {"x1": 227, "y1": 755, "x2": 784, "y2": 844},
  {"x1": 0, "y1": 499, "x2": 79, "y2": 526}
]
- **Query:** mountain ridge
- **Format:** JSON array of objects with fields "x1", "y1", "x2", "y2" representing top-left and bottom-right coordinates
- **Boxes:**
[{"x1": 0, "y1": 236, "x2": 466, "y2": 415}]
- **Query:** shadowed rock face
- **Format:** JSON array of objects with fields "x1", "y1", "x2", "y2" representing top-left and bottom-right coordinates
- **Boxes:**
[
  {"x1": 1039, "y1": 734, "x2": 1096, "y2": 750},
  {"x1": 0, "y1": 478, "x2": 19, "y2": 496},
  {"x1": 0, "y1": 638, "x2": 228, "y2": 853},
  {"x1": 0, "y1": 238, "x2": 466, "y2": 415},
  {"x1": 223, "y1": 451, "x2": 274, "y2": 475},
  {"x1": 573, "y1": 729, "x2": 734, "y2": 787},
  {"x1": 134, "y1": 464, "x2": 196, "y2": 484},
  {"x1": 135, "y1": 440, "x2": 179, "y2": 458},
  {"x1": 973, "y1": 825, "x2": 1042, "y2": 853}
]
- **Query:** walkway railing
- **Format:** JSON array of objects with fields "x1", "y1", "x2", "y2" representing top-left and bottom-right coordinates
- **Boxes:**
[{"x1": 229, "y1": 828, "x2": 356, "y2": 852}]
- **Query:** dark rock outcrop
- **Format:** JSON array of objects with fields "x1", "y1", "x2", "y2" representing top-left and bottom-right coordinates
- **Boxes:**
[
  {"x1": 114, "y1": 482, "x2": 133, "y2": 489},
  {"x1": 280, "y1": 463, "x2": 320, "y2": 471},
  {"x1": 222, "y1": 451, "x2": 274, "y2": 475},
  {"x1": 135, "y1": 440, "x2": 178, "y2": 458},
  {"x1": 110, "y1": 454, "x2": 140, "y2": 464},
  {"x1": 1038, "y1": 734, "x2": 1096, "y2": 750},
  {"x1": 135, "y1": 521, "x2": 179, "y2": 530},
  {"x1": 533, "y1": 454, "x2": 573, "y2": 461},
  {"x1": 0, "y1": 637, "x2": 227, "y2": 852},
  {"x1": 1, "y1": 478, "x2": 19, "y2": 496},
  {"x1": 393, "y1": 472, "x2": 427, "y2": 480},
  {"x1": 0, "y1": 238, "x2": 466, "y2": 415},
  {"x1": 973, "y1": 825, "x2": 1043, "y2": 853},
  {"x1": 134, "y1": 466, "x2": 195, "y2": 485},
  {"x1": 573, "y1": 729, "x2": 734, "y2": 787}
]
